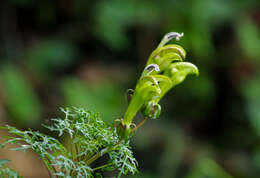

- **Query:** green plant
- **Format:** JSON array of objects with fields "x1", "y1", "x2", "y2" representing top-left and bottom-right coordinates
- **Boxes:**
[{"x1": 0, "y1": 32, "x2": 198, "y2": 177}]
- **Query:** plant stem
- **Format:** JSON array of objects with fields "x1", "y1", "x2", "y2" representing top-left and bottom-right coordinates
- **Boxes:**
[
  {"x1": 93, "y1": 162, "x2": 114, "y2": 171},
  {"x1": 43, "y1": 160, "x2": 52, "y2": 178},
  {"x1": 86, "y1": 116, "x2": 148, "y2": 165},
  {"x1": 86, "y1": 139, "x2": 123, "y2": 165},
  {"x1": 131, "y1": 117, "x2": 148, "y2": 133},
  {"x1": 122, "y1": 91, "x2": 143, "y2": 126},
  {"x1": 75, "y1": 145, "x2": 79, "y2": 161},
  {"x1": 43, "y1": 158, "x2": 58, "y2": 178}
]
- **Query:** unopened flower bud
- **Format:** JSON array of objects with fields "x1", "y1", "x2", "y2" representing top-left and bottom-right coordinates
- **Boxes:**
[
  {"x1": 126, "y1": 89, "x2": 134, "y2": 103},
  {"x1": 142, "y1": 101, "x2": 161, "y2": 119}
]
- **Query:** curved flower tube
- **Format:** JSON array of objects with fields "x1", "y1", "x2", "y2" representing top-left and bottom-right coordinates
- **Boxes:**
[
  {"x1": 164, "y1": 62, "x2": 199, "y2": 87},
  {"x1": 122, "y1": 75, "x2": 161, "y2": 126},
  {"x1": 158, "y1": 32, "x2": 184, "y2": 47},
  {"x1": 147, "y1": 44, "x2": 186, "y2": 73}
]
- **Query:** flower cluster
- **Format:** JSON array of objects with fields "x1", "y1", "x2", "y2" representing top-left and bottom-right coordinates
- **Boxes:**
[{"x1": 118, "y1": 32, "x2": 199, "y2": 139}]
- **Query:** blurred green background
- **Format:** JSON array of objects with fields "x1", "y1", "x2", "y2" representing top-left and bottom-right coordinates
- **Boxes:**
[{"x1": 0, "y1": 0, "x2": 260, "y2": 177}]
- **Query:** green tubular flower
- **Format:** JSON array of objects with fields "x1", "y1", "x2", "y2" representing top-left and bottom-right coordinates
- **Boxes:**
[
  {"x1": 147, "y1": 44, "x2": 186, "y2": 73},
  {"x1": 122, "y1": 75, "x2": 161, "y2": 126},
  {"x1": 158, "y1": 32, "x2": 184, "y2": 47},
  {"x1": 156, "y1": 53, "x2": 183, "y2": 71},
  {"x1": 152, "y1": 75, "x2": 173, "y2": 103},
  {"x1": 149, "y1": 44, "x2": 186, "y2": 62},
  {"x1": 119, "y1": 32, "x2": 199, "y2": 139},
  {"x1": 164, "y1": 62, "x2": 199, "y2": 87}
]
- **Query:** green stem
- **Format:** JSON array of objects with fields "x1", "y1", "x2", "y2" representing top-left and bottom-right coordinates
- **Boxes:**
[
  {"x1": 75, "y1": 145, "x2": 79, "y2": 161},
  {"x1": 131, "y1": 117, "x2": 148, "y2": 133},
  {"x1": 86, "y1": 116, "x2": 148, "y2": 166},
  {"x1": 122, "y1": 91, "x2": 143, "y2": 126},
  {"x1": 93, "y1": 162, "x2": 114, "y2": 171},
  {"x1": 44, "y1": 157, "x2": 58, "y2": 178},
  {"x1": 86, "y1": 139, "x2": 123, "y2": 165},
  {"x1": 43, "y1": 159, "x2": 52, "y2": 178}
]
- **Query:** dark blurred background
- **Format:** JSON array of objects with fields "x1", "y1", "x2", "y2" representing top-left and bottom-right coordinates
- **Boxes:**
[{"x1": 0, "y1": 0, "x2": 260, "y2": 177}]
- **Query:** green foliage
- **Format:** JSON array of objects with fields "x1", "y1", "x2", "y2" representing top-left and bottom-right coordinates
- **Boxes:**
[
  {"x1": 0, "y1": 107, "x2": 138, "y2": 177},
  {"x1": 236, "y1": 17, "x2": 260, "y2": 60},
  {"x1": 0, "y1": 159, "x2": 21, "y2": 178},
  {"x1": 0, "y1": 64, "x2": 42, "y2": 126},
  {"x1": 93, "y1": 0, "x2": 160, "y2": 49},
  {"x1": 242, "y1": 73, "x2": 260, "y2": 136},
  {"x1": 186, "y1": 158, "x2": 233, "y2": 178},
  {"x1": 62, "y1": 78, "x2": 124, "y2": 122},
  {"x1": 26, "y1": 40, "x2": 77, "y2": 78}
]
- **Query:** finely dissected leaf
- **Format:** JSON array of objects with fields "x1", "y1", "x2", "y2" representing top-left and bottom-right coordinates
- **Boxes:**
[
  {"x1": 108, "y1": 142, "x2": 138, "y2": 177},
  {"x1": 0, "y1": 159, "x2": 10, "y2": 166},
  {"x1": 0, "y1": 159, "x2": 21, "y2": 178},
  {"x1": 0, "y1": 167, "x2": 21, "y2": 178},
  {"x1": 1, "y1": 107, "x2": 138, "y2": 177}
]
